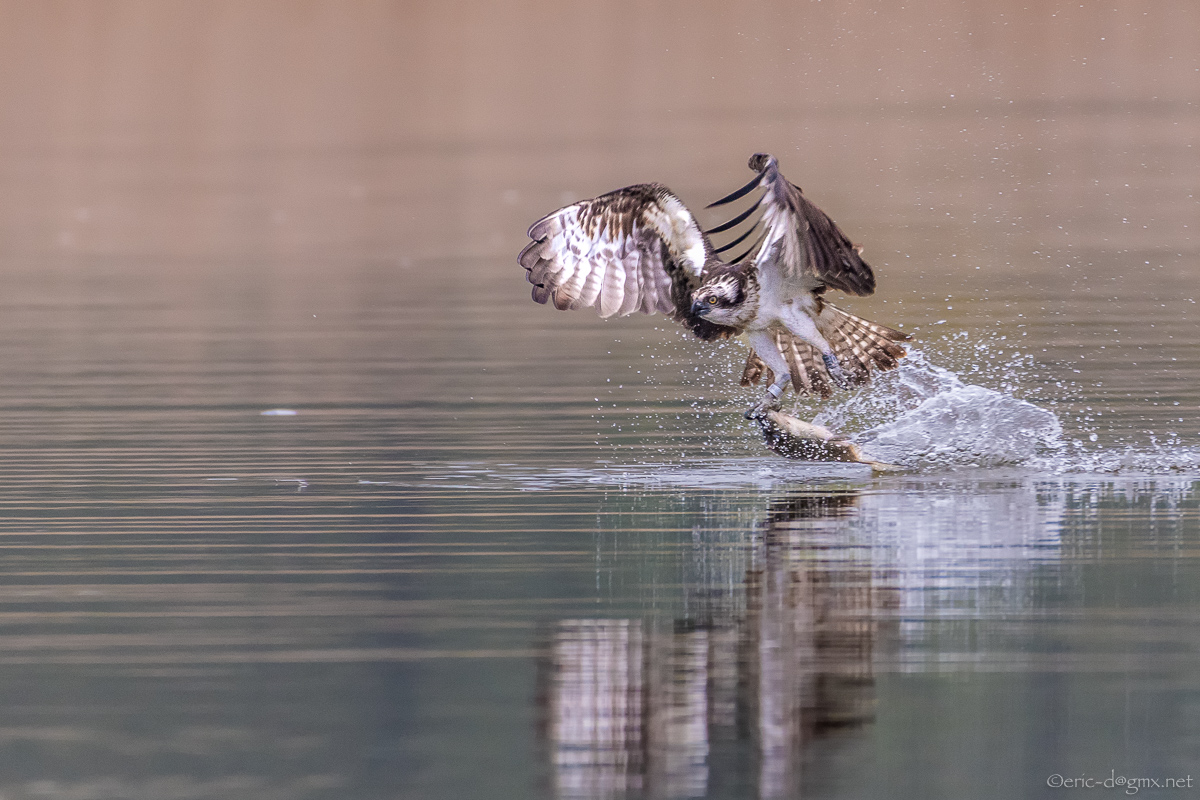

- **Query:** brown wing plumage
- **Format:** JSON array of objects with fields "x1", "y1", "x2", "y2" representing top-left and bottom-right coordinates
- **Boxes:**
[
  {"x1": 709, "y1": 153, "x2": 875, "y2": 296},
  {"x1": 740, "y1": 303, "x2": 909, "y2": 399},
  {"x1": 520, "y1": 184, "x2": 676, "y2": 316},
  {"x1": 519, "y1": 184, "x2": 739, "y2": 340},
  {"x1": 785, "y1": 188, "x2": 875, "y2": 296}
]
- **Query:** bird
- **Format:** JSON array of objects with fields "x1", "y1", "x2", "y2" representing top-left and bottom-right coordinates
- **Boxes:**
[{"x1": 518, "y1": 153, "x2": 909, "y2": 418}]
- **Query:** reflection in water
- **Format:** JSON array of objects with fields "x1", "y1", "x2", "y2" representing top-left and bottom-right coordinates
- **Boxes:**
[
  {"x1": 746, "y1": 495, "x2": 891, "y2": 798},
  {"x1": 547, "y1": 620, "x2": 647, "y2": 796},
  {"x1": 541, "y1": 492, "x2": 895, "y2": 798}
]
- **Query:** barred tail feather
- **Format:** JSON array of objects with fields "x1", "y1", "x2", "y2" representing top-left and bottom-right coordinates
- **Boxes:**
[
  {"x1": 739, "y1": 329, "x2": 837, "y2": 399},
  {"x1": 740, "y1": 304, "x2": 909, "y2": 398},
  {"x1": 739, "y1": 349, "x2": 768, "y2": 388},
  {"x1": 817, "y1": 303, "x2": 908, "y2": 387},
  {"x1": 780, "y1": 329, "x2": 836, "y2": 398}
]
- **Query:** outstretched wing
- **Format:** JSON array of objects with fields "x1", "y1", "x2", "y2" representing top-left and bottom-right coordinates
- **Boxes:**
[
  {"x1": 707, "y1": 153, "x2": 875, "y2": 296},
  {"x1": 520, "y1": 184, "x2": 712, "y2": 319}
]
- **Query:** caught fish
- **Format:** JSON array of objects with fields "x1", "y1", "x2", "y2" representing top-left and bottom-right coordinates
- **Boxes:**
[{"x1": 755, "y1": 410, "x2": 901, "y2": 472}]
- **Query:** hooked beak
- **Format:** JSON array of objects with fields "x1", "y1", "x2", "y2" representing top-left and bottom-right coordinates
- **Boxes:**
[{"x1": 691, "y1": 299, "x2": 708, "y2": 316}]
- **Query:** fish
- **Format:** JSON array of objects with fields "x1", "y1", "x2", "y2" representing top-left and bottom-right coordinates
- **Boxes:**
[{"x1": 755, "y1": 410, "x2": 901, "y2": 472}]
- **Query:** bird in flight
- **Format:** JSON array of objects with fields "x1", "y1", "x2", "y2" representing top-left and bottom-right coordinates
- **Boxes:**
[{"x1": 519, "y1": 153, "x2": 909, "y2": 418}]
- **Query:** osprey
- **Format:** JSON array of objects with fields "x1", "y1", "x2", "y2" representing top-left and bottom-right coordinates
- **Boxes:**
[{"x1": 519, "y1": 153, "x2": 909, "y2": 417}]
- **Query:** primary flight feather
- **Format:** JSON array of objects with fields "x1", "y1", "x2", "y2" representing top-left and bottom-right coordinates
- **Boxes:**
[{"x1": 519, "y1": 153, "x2": 909, "y2": 416}]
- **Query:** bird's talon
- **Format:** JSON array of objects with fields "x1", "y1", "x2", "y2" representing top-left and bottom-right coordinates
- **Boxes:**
[
  {"x1": 822, "y1": 353, "x2": 852, "y2": 390},
  {"x1": 745, "y1": 395, "x2": 783, "y2": 420}
]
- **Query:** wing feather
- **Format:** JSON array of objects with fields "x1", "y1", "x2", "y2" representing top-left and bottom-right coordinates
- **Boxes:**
[
  {"x1": 555, "y1": 251, "x2": 589, "y2": 311},
  {"x1": 599, "y1": 255, "x2": 626, "y2": 317},
  {"x1": 618, "y1": 248, "x2": 642, "y2": 316},
  {"x1": 519, "y1": 184, "x2": 712, "y2": 321},
  {"x1": 574, "y1": 245, "x2": 607, "y2": 309},
  {"x1": 742, "y1": 153, "x2": 876, "y2": 296}
]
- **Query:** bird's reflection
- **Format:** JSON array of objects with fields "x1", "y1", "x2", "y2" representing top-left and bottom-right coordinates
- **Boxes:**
[{"x1": 539, "y1": 491, "x2": 896, "y2": 798}]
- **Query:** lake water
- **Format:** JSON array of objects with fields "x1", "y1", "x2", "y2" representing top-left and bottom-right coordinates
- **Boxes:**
[{"x1": 0, "y1": 2, "x2": 1198, "y2": 798}]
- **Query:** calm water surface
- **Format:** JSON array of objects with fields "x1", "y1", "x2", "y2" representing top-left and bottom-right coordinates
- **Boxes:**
[{"x1": 0, "y1": 2, "x2": 1198, "y2": 799}]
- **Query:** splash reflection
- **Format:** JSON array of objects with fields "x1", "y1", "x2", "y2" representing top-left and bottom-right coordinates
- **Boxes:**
[{"x1": 541, "y1": 491, "x2": 893, "y2": 799}]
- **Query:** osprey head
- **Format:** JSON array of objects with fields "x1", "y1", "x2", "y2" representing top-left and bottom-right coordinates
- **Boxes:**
[{"x1": 690, "y1": 271, "x2": 753, "y2": 325}]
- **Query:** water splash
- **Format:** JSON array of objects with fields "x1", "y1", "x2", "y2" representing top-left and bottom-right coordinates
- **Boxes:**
[
  {"x1": 813, "y1": 349, "x2": 1064, "y2": 469},
  {"x1": 854, "y1": 385, "x2": 1063, "y2": 468},
  {"x1": 805, "y1": 348, "x2": 1200, "y2": 475},
  {"x1": 596, "y1": 333, "x2": 1198, "y2": 477},
  {"x1": 1042, "y1": 443, "x2": 1200, "y2": 475}
]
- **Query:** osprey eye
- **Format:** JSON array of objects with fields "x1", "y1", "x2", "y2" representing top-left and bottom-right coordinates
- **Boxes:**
[{"x1": 707, "y1": 296, "x2": 718, "y2": 304}]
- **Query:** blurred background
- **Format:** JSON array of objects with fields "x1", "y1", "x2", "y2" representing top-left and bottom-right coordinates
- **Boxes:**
[
  {"x1": 0, "y1": 2, "x2": 1197, "y2": 799},
  {"x1": 2, "y1": 0, "x2": 1196, "y2": 445}
]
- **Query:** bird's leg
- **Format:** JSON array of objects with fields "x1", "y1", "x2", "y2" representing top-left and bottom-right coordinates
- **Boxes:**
[
  {"x1": 746, "y1": 374, "x2": 790, "y2": 420},
  {"x1": 744, "y1": 330, "x2": 791, "y2": 419},
  {"x1": 821, "y1": 353, "x2": 851, "y2": 390},
  {"x1": 779, "y1": 303, "x2": 852, "y2": 390}
]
